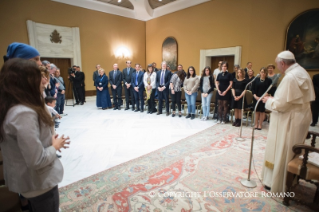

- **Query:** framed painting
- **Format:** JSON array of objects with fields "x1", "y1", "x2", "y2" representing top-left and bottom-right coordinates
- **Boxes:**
[
  {"x1": 285, "y1": 9, "x2": 319, "y2": 69},
  {"x1": 162, "y1": 37, "x2": 178, "y2": 71}
]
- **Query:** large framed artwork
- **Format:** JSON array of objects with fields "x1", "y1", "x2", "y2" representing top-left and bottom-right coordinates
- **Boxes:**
[
  {"x1": 162, "y1": 37, "x2": 178, "y2": 71},
  {"x1": 285, "y1": 9, "x2": 319, "y2": 69}
]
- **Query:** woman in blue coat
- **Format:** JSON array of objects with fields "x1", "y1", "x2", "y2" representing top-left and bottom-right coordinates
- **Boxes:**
[{"x1": 95, "y1": 69, "x2": 112, "y2": 109}]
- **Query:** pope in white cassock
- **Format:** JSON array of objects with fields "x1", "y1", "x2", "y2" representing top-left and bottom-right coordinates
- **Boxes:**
[{"x1": 261, "y1": 50, "x2": 315, "y2": 193}]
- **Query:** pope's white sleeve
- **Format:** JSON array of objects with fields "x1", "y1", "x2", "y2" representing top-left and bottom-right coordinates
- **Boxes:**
[{"x1": 265, "y1": 96, "x2": 292, "y2": 113}]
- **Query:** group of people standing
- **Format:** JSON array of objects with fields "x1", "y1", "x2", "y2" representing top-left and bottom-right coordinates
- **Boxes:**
[
  {"x1": 212, "y1": 61, "x2": 283, "y2": 130},
  {"x1": 93, "y1": 61, "x2": 207, "y2": 119},
  {"x1": 92, "y1": 59, "x2": 288, "y2": 128}
]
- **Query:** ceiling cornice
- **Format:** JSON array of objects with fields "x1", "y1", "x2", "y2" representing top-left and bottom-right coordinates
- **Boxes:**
[{"x1": 51, "y1": 0, "x2": 211, "y2": 21}]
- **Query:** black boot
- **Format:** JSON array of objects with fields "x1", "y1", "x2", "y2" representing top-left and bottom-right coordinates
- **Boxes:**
[
  {"x1": 233, "y1": 119, "x2": 238, "y2": 126},
  {"x1": 191, "y1": 114, "x2": 195, "y2": 120},
  {"x1": 186, "y1": 114, "x2": 191, "y2": 119},
  {"x1": 236, "y1": 119, "x2": 241, "y2": 127}
]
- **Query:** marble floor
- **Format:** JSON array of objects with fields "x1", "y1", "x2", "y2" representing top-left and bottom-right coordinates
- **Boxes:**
[
  {"x1": 56, "y1": 96, "x2": 319, "y2": 187},
  {"x1": 56, "y1": 96, "x2": 217, "y2": 187}
]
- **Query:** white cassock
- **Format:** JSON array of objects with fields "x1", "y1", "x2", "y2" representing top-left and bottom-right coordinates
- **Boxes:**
[{"x1": 261, "y1": 63, "x2": 315, "y2": 193}]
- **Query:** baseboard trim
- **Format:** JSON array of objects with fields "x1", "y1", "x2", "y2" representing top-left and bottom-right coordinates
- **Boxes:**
[{"x1": 85, "y1": 90, "x2": 96, "y2": 96}]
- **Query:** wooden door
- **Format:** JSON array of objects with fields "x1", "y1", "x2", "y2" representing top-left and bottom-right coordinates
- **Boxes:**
[
  {"x1": 41, "y1": 58, "x2": 72, "y2": 99},
  {"x1": 211, "y1": 56, "x2": 235, "y2": 73}
]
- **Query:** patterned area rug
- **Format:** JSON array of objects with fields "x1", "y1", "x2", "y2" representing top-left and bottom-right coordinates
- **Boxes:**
[{"x1": 59, "y1": 124, "x2": 316, "y2": 212}]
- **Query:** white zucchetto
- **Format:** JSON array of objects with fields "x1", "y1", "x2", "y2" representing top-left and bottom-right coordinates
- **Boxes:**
[{"x1": 277, "y1": 50, "x2": 295, "y2": 60}]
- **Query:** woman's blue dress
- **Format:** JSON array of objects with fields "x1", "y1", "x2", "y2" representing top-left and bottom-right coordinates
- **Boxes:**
[{"x1": 95, "y1": 74, "x2": 112, "y2": 108}]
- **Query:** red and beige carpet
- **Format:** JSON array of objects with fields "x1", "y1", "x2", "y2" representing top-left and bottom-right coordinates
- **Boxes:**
[{"x1": 59, "y1": 124, "x2": 316, "y2": 212}]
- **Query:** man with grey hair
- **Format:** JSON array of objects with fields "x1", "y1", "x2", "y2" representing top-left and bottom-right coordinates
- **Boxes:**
[
  {"x1": 156, "y1": 61, "x2": 172, "y2": 116},
  {"x1": 122, "y1": 60, "x2": 136, "y2": 110},
  {"x1": 109, "y1": 63, "x2": 123, "y2": 110},
  {"x1": 48, "y1": 63, "x2": 58, "y2": 98},
  {"x1": 93, "y1": 64, "x2": 101, "y2": 87},
  {"x1": 261, "y1": 50, "x2": 315, "y2": 193},
  {"x1": 54, "y1": 68, "x2": 66, "y2": 115}
]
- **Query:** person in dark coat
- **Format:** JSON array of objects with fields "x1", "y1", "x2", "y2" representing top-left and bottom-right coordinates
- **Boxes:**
[
  {"x1": 70, "y1": 66, "x2": 85, "y2": 105},
  {"x1": 93, "y1": 64, "x2": 101, "y2": 87},
  {"x1": 109, "y1": 64, "x2": 122, "y2": 110},
  {"x1": 95, "y1": 69, "x2": 111, "y2": 109},
  {"x1": 311, "y1": 73, "x2": 319, "y2": 126},
  {"x1": 251, "y1": 67, "x2": 272, "y2": 130},
  {"x1": 231, "y1": 68, "x2": 248, "y2": 127},
  {"x1": 122, "y1": 61, "x2": 136, "y2": 110},
  {"x1": 216, "y1": 61, "x2": 233, "y2": 123}
]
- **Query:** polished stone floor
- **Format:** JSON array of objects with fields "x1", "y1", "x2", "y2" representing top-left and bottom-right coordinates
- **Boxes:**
[
  {"x1": 56, "y1": 96, "x2": 216, "y2": 187},
  {"x1": 56, "y1": 96, "x2": 319, "y2": 187}
]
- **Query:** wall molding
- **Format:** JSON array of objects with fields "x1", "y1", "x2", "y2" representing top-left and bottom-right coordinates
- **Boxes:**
[{"x1": 26, "y1": 20, "x2": 82, "y2": 67}]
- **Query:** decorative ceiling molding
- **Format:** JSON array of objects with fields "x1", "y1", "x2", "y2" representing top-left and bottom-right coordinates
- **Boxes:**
[
  {"x1": 97, "y1": 0, "x2": 134, "y2": 10},
  {"x1": 148, "y1": 0, "x2": 176, "y2": 9},
  {"x1": 51, "y1": 0, "x2": 211, "y2": 21}
]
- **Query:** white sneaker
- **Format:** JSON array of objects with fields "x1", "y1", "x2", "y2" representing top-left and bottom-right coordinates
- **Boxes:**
[
  {"x1": 217, "y1": 120, "x2": 221, "y2": 124},
  {"x1": 203, "y1": 117, "x2": 207, "y2": 121},
  {"x1": 201, "y1": 117, "x2": 205, "y2": 121},
  {"x1": 221, "y1": 121, "x2": 225, "y2": 124}
]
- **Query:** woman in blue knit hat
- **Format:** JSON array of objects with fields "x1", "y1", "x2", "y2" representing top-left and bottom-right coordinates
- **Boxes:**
[
  {"x1": 2, "y1": 43, "x2": 68, "y2": 212},
  {"x1": 4, "y1": 42, "x2": 41, "y2": 66}
]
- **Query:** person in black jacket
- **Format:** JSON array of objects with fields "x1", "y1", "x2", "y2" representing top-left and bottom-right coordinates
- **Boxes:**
[
  {"x1": 131, "y1": 64, "x2": 145, "y2": 112},
  {"x1": 109, "y1": 63, "x2": 123, "y2": 110},
  {"x1": 231, "y1": 68, "x2": 248, "y2": 127},
  {"x1": 244, "y1": 62, "x2": 252, "y2": 79},
  {"x1": 77, "y1": 66, "x2": 86, "y2": 103},
  {"x1": 311, "y1": 74, "x2": 319, "y2": 126},
  {"x1": 152, "y1": 62, "x2": 159, "y2": 72},
  {"x1": 200, "y1": 66, "x2": 214, "y2": 120},
  {"x1": 93, "y1": 64, "x2": 101, "y2": 87},
  {"x1": 70, "y1": 66, "x2": 85, "y2": 105},
  {"x1": 122, "y1": 61, "x2": 136, "y2": 110},
  {"x1": 251, "y1": 67, "x2": 272, "y2": 130},
  {"x1": 156, "y1": 61, "x2": 172, "y2": 116}
]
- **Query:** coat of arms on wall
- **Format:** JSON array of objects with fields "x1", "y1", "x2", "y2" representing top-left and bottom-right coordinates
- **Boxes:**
[{"x1": 50, "y1": 30, "x2": 62, "y2": 43}]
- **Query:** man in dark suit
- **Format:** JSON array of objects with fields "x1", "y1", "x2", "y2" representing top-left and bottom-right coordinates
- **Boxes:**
[
  {"x1": 70, "y1": 65, "x2": 85, "y2": 105},
  {"x1": 152, "y1": 62, "x2": 159, "y2": 72},
  {"x1": 122, "y1": 61, "x2": 136, "y2": 110},
  {"x1": 244, "y1": 62, "x2": 252, "y2": 79},
  {"x1": 77, "y1": 66, "x2": 86, "y2": 103},
  {"x1": 311, "y1": 73, "x2": 319, "y2": 126},
  {"x1": 131, "y1": 64, "x2": 145, "y2": 112},
  {"x1": 156, "y1": 61, "x2": 172, "y2": 116},
  {"x1": 93, "y1": 64, "x2": 101, "y2": 87},
  {"x1": 109, "y1": 63, "x2": 123, "y2": 110}
]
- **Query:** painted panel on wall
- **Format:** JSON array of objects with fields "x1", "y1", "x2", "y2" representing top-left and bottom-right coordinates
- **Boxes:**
[
  {"x1": 285, "y1": 9, "x2": 319, "y2": 69},
  {"x1": 162, "y1": 37, "x2": 177, "y2": 71}
]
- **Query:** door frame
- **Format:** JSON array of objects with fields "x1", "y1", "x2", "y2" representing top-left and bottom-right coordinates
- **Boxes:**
[{"x1": 200, "y1": 46, "x2": 242, "y2": 71}]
